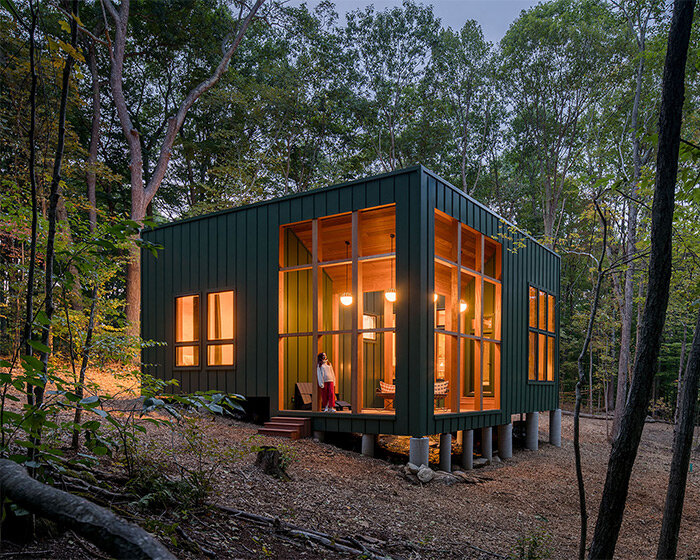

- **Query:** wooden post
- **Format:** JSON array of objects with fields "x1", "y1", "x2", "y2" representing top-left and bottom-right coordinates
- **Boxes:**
[
  {"x1": 311, "y1": 219, "x2": 319, "y2": 412},
  {"x1": 351, "y1": 212, "x2": 360, "y2": 413}
]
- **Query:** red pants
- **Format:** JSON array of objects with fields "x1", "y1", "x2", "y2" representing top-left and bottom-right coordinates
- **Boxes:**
[{"x1": 321, "y1": 381, "x2": 335, "y2": 409}]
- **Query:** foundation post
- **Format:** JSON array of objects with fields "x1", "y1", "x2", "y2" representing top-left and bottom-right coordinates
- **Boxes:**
[
  {"x1": 409, "y1": 436, "x2": 429, "y2": 467},
  {"x1": 549, "y1": 409, "x2": 562, "y2": 447},
  {"x1": 526, "y1": 412, "x2": 539, "y2": 451},
  {"x1": 461, "y1": 430, "x2": 474, "y2": 470},
  {"x1": 439, "y1": 433, "x2": 452, "y2": 472},
  {"x1": 498, "y1": 423, "x2": 513, "y2": 459},
  {"x1": 481, "y1": 426, "x2": 492, "y2": 461},
  {"x1": 361, "y1": 434, "x2": 376, "y2": 457}
]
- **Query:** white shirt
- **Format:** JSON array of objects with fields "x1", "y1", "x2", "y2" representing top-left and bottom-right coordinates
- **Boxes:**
[{"x1": 317, "y1": 362, "x2": 336, "y2": 387}]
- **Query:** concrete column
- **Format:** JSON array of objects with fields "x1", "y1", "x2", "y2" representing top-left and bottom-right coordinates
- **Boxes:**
[
  {"x1": 409, "y1": 436, "x2": 429, "y2": 467},
  {"x1": 526, "y1": 412, "x2": 539, "y2": 451},
  {"x1": 498, "y1": 423, "x2": 513, "y2": 459},
  {"x1": 361, "y1": 434, "x2": 376, "y2": 457},
  {"x1": 313, "y1": 430, "x2": 325, "y2": 442},
  {"x1": 461, "y1": 430, "x2": 474, "y2": 470},
  {"x1": 481, "y1": 426, "x2": 492, "y2": 461},
  {"x1": 439, "y1": 433, "x2": 452, "y2": 472},
  {"x1": 549, "y1": 409, "x2": 562, "y2": 447}
]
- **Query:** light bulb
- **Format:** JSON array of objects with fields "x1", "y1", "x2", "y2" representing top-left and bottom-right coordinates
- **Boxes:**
[
  {"x1": 385, "y1": 289, "x2": 397, "y2": 302},
  {"x1": 340, "y1": 293, "x2": 353, "y2": 306},
  {"x1": 433, "y1": 292, "x2": 438, "y2": 302},
  {"x1": 460, "y1": 300, "x2": 468, "y2": 313}
]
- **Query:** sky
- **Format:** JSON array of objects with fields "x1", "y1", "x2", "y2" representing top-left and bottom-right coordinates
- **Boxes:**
[{"x1": 287, "y1": 0, "x2": 540, "y2": 44}]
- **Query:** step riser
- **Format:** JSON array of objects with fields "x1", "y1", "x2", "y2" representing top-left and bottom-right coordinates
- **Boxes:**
[
  {"x1": 258, "y1": 428, "x2": 300, "y2": 440},
  {"x1": 269, "y1": 417, "x2": 311, "y2": 438}
]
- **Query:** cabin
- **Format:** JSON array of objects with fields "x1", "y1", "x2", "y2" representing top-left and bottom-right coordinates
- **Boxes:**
[{"x1": 141, "y1": 166, "x2": 562, "y2": 468}]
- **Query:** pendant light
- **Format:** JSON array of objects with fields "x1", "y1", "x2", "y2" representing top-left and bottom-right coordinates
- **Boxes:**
[
  {"x1": 340, "y1": 240, "x2": 353, "y2": 306},
  {"x1": 385, "y1": 233, "x2": 397, "y2": 302},
  {"x1": 460, "y1": 300, "x2": 468, "y2": 313}
]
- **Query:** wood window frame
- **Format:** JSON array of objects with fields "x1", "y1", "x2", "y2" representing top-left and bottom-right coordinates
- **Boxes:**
[
  {"x1": 433, "y1": 210, "x2": 502, "y2": 414},
  {"x1": 278, "y1": 204, "x2": 397, "y2": 414},
  {"x1": 174, "y1": 292, "x2": 202, "y2": 369},
  {"x1": 205, "y1": 289, "x2": 235, "y2": 369},
  {"x1": 527, "y1": 284, "x2": 557, "y2": 384}
]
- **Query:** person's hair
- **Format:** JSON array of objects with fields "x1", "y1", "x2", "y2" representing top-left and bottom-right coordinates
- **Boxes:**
[{"x1": 317, "y1": 352, "x2": 326, "y2": 366}]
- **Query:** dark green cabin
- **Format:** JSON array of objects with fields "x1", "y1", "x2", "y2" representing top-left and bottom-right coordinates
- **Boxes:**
[{"x1": 141, "y1": 166, "x2": 560, "y2": 439}]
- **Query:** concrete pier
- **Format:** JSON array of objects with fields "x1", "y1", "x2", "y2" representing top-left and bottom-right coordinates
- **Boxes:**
[
  {"x1": 526, "y1": 412, "x2": 539, "y2": 451},
  {"x1": 549, "y1": 409, "x2": 562, "y2": 447},
  {"x1": 439, "y1": 433, "x2": 452, "y2": 472},
  {"x1": 498, "y1": 423, "x2": 513, "y2": 459},
  {"x1": 461, "y1": 430, "x2": 474, "y2": 470},
  {"x1": 409, "y1": 436, "x2": 430, "y2": 467},
  {"x1": 361, "y1": 434, "x2": 376, "y2": 457},
  {"x1": 481, "y1": 426, "x2": 493, "y2": 461}
]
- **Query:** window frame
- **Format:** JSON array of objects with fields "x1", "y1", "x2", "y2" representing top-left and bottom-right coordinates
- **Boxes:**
[
  {"x1": 527, "y1": 284, "x2": 557, "y2": 384},
  {"x1": 174, "y1": 292, "x2": 202, "y2": 369},
  {"x1": 205, "y1": 289, "x2": 236, "y2": 369}
]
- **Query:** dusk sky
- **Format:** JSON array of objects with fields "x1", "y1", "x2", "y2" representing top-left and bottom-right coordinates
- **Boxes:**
[{"x1": 287, "y1": 0, "x2": 541, "y2": 44}]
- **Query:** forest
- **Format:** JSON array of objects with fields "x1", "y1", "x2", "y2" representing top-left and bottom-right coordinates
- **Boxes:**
[{"x1": 0, "y1": 0, "x2": 698, "y2": 558}]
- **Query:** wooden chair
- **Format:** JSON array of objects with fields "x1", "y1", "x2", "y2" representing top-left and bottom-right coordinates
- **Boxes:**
[{"x1": 376, "y1": 381, "x2": 396, "y2": 409}]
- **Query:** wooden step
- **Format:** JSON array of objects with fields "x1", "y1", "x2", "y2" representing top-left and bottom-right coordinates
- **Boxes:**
[
  {"x1": 258, "y1": 426, "x2": 300, "y2": 440},
  {"x1": 269, "y1": 417, "x2": 311, "y2": 437}
]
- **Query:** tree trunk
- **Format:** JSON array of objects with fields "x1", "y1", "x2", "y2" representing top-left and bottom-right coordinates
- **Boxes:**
[
  {"x1": 0, "y1": 460, "x2": 175, "y2": 559},
  {"x1": 23, "y1": 2, "x2": 38, "y2": 407},
  {"x1": 657, "y1": 309, "x2": 700, "y2": 559},
  {"x1": 674, "y1": 323, "x2": 686, "y2": 424},
  {"x1": 255, "y1": 446, "x2": 291, "y2": 481},
  {"x1": 574, "y1": 201, "x2": 607, "y2": 560},
  {"x1": 588, "y1": 2, "x2": 695, "y2": 557}
]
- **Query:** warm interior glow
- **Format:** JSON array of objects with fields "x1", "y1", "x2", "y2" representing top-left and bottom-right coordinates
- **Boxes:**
[
  {"x1": 176, "y1": 295, "x2": 199, "y2": 342},
  {"x1": 459, "y1": 300, "x2": 468, "y2": 313},
  {"x1": 433, "y1": 292, "x2": 438, "y2": 302},
  {"x1": 340, "y1": 293, "x2": 353, "y2": 306},
  {"x1": 385, "y1": 289, "x2": 397, "y2": 302},
  {"x1": 208, "y1": 291, "x2": 234, "y2": 340}
]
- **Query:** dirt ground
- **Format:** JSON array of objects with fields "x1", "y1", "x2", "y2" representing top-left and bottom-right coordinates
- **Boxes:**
[{"x1": 2, "y1": 366, "x2": 699, "y2": 559}]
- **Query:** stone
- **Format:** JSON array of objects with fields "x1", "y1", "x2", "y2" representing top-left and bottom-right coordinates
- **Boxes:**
[
  {"x1": 407, "y1": 462, "x2": 420, "y2": 474},
  {"x1": 453, "y1": 471, "x2": 478, "y2": 484},
  {"x1": 417, "y1": 466, "x2": 435, "y2": 483},
  {"x1": 492, "y1": 455, "x2": 501, "y2": 464},
  {"x1": 473, "y1": 458, "x2": 489, "y2": 468},
  {"x1": 433, "y1": 471, "x2": 459, "y2": 486}
]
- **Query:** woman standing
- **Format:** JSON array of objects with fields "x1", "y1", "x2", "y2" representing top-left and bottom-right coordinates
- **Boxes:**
[{"x1": 317, "y1": 352, "x2": 336, "y2": 412}]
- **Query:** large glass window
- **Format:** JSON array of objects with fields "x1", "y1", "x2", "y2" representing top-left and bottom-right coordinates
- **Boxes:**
[
  {"x1": 279, "y1": 205, "x2": 396, "y2": 414},
  {"x1": 528, "y1": 286, "x2": 556, "y2": 382},
  {"x1": 434, "y1": 210, "x2": 502, "y2": 413},
  {"x1": 207, "y1": 291, "x2": 234, "y2": 366},
  {"x1": 175, "y1": 295, "x2": 199, "y2": 367}
]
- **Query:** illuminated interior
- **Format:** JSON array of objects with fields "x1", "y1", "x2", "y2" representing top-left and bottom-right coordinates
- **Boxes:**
[
  {"x1": 279, "y1": 205, "x2": 396, "y2": 414},
  {"x1": 528, "y1": 286, "x2": 556, "y2": 382},
  {"x1": 175, "y1": 295, "x2": 200, "y2": 367},
  {"x1": 207, "y1": 291, "x2": 234, "y2": 366},
  {"x1": 434, "y1": 210, "x2": 502, "y2": 413}
]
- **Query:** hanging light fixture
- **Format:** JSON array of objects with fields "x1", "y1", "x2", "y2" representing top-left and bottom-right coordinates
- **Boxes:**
[
  {"x1": 340, "y1": 240, "x2": 353, "y2": 306},
  {"x1": 433, "y1": 292, "x2": 439, "y2": 302},
  {"x1": 460, "y1": 300, "x2": 468, "y2": 313},
  {"x1": 385, "y1": 233, "x2": 397, "y2": 302}
]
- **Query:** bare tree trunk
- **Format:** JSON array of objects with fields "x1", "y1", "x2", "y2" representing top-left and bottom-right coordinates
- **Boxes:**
[
  {"x1": 0, "y1": 459, "x2": 175, "y2": 559},
  {"x1": 86, "y1": 38, "x2": 100, "y2": 232},
  {"x1": 674, "y1": 323, "x2": 686, "y2": 424},
  {"x1": 24, "y1": 2, "x2": 38, "y2": 407},
  {"x1": 589, "y1": 344, "x2": 594, "y2": 416},
  {"x1": 103, "y1": 0, "x2": 266, "y2": 341},
  {"x1": 657, "y1": 309, "x2": 700, "y2": 559},
  {"x1": 32, "y1": 1, "x2": 79, "y2": 465},
  {"x1": 588, "y1": 2, "x2": 695, "y2": 557},
  {"x1": 574, "y1": 201, "x2": 607, "y2": 560}
]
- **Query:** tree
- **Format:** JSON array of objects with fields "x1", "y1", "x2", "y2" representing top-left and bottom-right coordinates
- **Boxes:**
[
  {"x1": 102, "y1": 0, "x2": 265, "y2": 339},
  {"x1": 588, "y1": 1, "x2": 695, "y2": 556}
]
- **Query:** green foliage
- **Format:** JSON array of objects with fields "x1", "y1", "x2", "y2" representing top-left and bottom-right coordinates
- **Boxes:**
[{"x1": 509, "y1": 527, "x2": 553, "y2": 560}]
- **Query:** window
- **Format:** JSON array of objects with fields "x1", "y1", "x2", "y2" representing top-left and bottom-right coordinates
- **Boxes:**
[
  {"x1": 279, "y1": 205, "x2": 396, "y2": 413},
  {"x1": 528, "y1": 286, "x2": 556, "y2": 382},
  {"x1": 434, "y1": 210, "x2": 502, "y2": 413},
  {"x1": 175, "y1": 295, "x2": 199, "y2": 367},
  {"x1": 207, "y1": 291, "x2": 234, "y2": 366}
]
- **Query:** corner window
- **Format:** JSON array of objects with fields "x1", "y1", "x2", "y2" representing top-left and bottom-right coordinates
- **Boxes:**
[
  {"x1": 528, "y1": 286, "x2": 556, "y2": 382},
  {"x1": 207, "y1": 291, "x2": 234, "y2": 366},
  {"x1": 175, "y1": 295, "x2": 200, "y2": 367}
]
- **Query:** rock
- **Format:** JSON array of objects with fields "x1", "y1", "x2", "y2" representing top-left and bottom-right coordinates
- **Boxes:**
[
  {"x1": 473, "y1": 458, "x2": 489, "y2": 468},
  {"x1": 492, "y1": 455, "x2": 501, "y2": 464},
  {"x1": 417, "y1": 466, "x2": 435, "y2": 483},
  {"x1": 433, "y1": 471, "x2": 459, "y2": 486},
  {"x1": 453, "y1": 471, "x2": 478, "y2": 484},
  {"x1": 407, "y1": 462, "x2": 420, "y2": 474}
]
